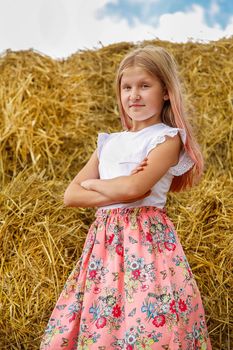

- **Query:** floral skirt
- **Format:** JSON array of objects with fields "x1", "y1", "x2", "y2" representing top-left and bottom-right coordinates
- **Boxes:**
[{"x1": 40, "y1": 206, "x2": 212, "y2": 350}]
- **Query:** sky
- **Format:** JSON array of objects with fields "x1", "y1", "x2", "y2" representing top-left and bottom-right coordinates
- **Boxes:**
[{"x1": 0, "y1": 0, "x2": 232, "y2": 59}]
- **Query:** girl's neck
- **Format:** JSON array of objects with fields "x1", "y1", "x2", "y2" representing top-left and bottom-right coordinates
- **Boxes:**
[{"x1": 128, "y1": 118, "x2": 162, "y2": 132}]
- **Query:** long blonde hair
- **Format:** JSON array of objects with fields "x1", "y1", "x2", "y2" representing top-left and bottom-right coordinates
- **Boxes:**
[{"x1": 115, "y1": 45, "x2": 204, "y2": 191}]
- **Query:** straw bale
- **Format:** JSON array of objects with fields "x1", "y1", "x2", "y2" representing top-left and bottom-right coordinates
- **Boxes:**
[
  {"x1": 0, "y1": 167, "x2": 94, "y2": 348},
  {"x1": 0, "y1": 38, "x2": 232, "y2": 349}
]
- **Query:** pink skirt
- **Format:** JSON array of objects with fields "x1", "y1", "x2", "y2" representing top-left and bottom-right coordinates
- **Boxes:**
[{"x1": 40, "y1": 206, "x2": 212, "y2": 350}]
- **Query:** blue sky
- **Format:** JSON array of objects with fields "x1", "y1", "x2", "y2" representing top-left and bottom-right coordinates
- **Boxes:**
[
  {"x1": 0, "y1": 0, "x2": 232, "y2": 58},
  {"x1": 100, "y1": 0, "x2": 232, "y2": 28}
]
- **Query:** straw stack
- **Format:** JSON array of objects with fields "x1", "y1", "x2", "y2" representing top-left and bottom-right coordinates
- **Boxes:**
[{"x1": 0, "y1": 38, "x2": 232, "y2": 349}]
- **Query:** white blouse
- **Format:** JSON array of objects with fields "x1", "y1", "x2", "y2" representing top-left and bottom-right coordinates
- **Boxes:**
[{"x1": 97, "y1": 123, "x2": 194, "y2": 209}]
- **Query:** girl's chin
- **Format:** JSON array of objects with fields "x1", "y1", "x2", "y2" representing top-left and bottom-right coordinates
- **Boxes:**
[{"x1": 129, "y1": 116, "x2": 153, "y2": 121}]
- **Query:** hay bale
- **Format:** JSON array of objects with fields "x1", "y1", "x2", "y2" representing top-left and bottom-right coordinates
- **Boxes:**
[{"x1": 0, "y1": 38, "x2": 232, "y2": 349}]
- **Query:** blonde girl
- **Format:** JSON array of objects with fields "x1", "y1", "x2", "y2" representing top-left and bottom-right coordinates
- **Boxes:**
[{"x1": 40, "y1": 46, "x2": 212, "y2": 350}]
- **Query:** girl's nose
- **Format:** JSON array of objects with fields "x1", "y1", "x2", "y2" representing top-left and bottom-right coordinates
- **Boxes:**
[{"x1": 130, "y1": 90, "x2": 140, "y2": 101}]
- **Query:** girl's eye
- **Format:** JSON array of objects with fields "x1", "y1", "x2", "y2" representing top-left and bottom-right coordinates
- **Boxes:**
[
  {"x1": 122, "y1": 86, "x2": 131, "y2": 90},
  {"x1": 142, "y1": 84, "x2": 149, "y2": 88}
]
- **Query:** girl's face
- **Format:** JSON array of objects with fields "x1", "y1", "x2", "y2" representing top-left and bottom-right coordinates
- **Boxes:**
[{"x1": 120, "y1": 66, "x2": 168, "y2": 124}]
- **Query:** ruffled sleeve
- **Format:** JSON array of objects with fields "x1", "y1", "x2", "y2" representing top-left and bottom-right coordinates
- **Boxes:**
[
  {"x1": 169, "y1": 129, "x2": 195, "y2": 176},
  {"x1": 97, "y1": 132, "x2": 110, "y2": 159},
  {"x1": 145, "y1": 127, "x2": 195, "y2": 176}
]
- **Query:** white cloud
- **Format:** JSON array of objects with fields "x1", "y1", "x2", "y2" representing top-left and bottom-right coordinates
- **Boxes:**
[
  {"x1": 0, "y1": 0, "x2": 41, "y2": 49},
  {"x1": 38, "y1": 0, "x2": 69, "y2": 46},
  {"x1": 152, "y1": 4, "x2": 231, "y2": 42},
  {"x1": 0, "y1": 0, "x2": 232, "y2": 59}
]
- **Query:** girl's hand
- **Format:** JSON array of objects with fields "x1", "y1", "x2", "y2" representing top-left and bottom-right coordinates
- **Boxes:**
[
  {"x1": 130, "y1": 157, "x2": 148, "y2": 175},
  {"x1": 80, "y1": 179, "x2": 97, "y2": 190},
  {"x1": 80, "y1": 158, "x2": 149, "y2": 192}
]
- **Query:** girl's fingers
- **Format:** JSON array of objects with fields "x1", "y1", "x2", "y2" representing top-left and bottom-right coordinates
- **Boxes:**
[
  {"x1": 139, "y1": 160, "x2": 148, "y2": 167},
  {"x1": 130, "y1": 167, "x2": 143, "y2": 175},
  {"x1": 133, "y1": 163, "x2": 147, "y2": 172},
  {"x1": 130, "y1": 158, "x2": 148, "y2": 175}
]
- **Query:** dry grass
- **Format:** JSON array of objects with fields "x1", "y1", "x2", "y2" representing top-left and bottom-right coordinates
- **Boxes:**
[{"x1": 0, "y1": 38, "x2": 232, "y2": 349}]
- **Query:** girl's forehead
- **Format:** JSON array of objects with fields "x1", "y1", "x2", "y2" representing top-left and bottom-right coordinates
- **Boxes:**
[{"x1": 121, "y1": 66, "x2": 157, "y2": 81}]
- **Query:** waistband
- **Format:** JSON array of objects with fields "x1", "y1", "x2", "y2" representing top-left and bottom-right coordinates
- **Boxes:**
[{"x1": 95, "y1": 206, "x2": 167, "y2": 218}]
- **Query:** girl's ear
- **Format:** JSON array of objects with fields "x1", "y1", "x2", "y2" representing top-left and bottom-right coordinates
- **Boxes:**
[{"x1": 163, "y1": 86, "x2": 169, "y2": 100}]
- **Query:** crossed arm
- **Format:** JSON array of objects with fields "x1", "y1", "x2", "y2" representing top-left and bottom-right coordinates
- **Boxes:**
[{"x1": 64, "y1": 134, "x2": 181, "y2": 208}]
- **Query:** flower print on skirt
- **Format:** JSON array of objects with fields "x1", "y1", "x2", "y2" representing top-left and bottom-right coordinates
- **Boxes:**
[{"x1": 40, "y1": 206, "x2": 212, "y2": 350}]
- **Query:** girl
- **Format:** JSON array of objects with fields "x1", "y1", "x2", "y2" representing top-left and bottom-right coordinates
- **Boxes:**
[{"x1": 40, "y1": 46, "x2": 212, "y2": 349}]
